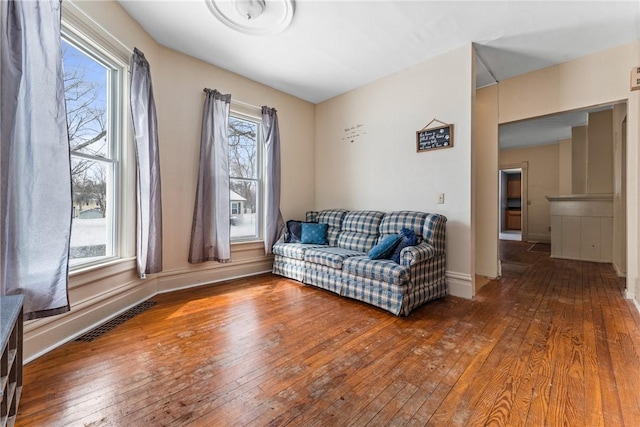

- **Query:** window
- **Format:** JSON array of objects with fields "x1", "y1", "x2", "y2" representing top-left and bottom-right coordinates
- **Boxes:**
[
  {"x1": 62, "y1": 32, "x2": 122, "y2": 268},
  {"x1": 231, "y1": 202, "x2": 241, "y2": 215},
  {"x1": 229, "y1": 114, "x2": 262, "y2": 241}
]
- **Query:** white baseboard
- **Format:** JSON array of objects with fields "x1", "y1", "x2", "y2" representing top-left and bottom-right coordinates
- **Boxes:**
[{"x1": 447, "y1": 271, "x2": 473, "y2": 299}]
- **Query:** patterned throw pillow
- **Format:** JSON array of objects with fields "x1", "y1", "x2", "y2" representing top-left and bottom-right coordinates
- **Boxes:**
[
  {"x1": 368, "y1": 234, "x2": 402, "y2": 260},
  {"x1": 391, "y1": 228, "x2": 418, "y2": 263},
  {"x1": 301, "y1": 222, "x2": 328, "y2": 244},
  {"x1": 285, "y1": 220, "x2": 303, "y2": 243}
]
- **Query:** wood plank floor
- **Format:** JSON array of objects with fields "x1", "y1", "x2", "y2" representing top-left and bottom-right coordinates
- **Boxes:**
[{"x1": 16, "y1": 241, "x2": 640, "y2": 426}]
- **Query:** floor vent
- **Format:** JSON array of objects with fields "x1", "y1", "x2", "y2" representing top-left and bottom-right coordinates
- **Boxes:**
[{"x1": 75, "y1": 300, "x2": 157, "y2": 342}]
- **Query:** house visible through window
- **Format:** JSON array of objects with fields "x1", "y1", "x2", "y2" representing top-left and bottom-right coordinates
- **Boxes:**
[
  {"x1": 62, "y1": 35, "x2": 120, "y2": 267},
  {"x1": 229, "y1": 114, "x2": 262, "y2": 241}
]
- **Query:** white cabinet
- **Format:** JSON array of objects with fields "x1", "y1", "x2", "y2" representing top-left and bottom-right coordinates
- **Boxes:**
[{"x1": 547, "y1": 194, "x2": 613, "y2": 263}]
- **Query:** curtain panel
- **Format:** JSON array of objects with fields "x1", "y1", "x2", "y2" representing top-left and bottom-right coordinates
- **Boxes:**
[
  {"x1": 261, "y1": 106, "x2": 284, "y2": 255},
  {"x1": 0, "y1": 0, "x2": 71, "y2": 319},
  {"x1": 130, "y1": 47, "x2": 163, "y2": 278},
  {"x1": 189, "y1": 89, "x2": 232, "y2": 264}
]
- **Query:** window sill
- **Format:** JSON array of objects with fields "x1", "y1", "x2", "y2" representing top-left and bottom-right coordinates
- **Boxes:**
[
  {"x1": 231, "y1": 240, "x2": 265, "y2": 251},
  {"x1": 69, "y1": 257, "x2": 135, "y2": 277}
]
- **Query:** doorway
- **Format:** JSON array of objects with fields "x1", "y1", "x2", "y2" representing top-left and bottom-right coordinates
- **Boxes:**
[
  {"x1": 499, "y1": 168, "x2": 522, "y2": 241},
  {"x1": 495, "y1": 103, "x2": 627, "y2": 279}
]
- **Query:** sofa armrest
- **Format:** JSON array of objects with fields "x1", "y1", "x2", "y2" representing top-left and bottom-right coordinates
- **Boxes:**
[{"x1": 400, "y1": 242, "x2": 437, "y2": 266}]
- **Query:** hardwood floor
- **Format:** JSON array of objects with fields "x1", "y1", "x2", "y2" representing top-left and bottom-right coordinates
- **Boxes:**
[{"x1": 16, "y1": 242, "x2": 640, "y2": 426}]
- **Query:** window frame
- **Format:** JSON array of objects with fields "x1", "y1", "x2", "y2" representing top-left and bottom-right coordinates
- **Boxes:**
[
  {"x1": 228, "y1": 109, "x2": 264, "y2": 244},
  {"x1": 61, "y1": 3, "x2": 133, "y2": 272}
]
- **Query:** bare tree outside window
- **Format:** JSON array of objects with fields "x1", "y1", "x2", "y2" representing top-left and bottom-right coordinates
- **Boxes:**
[
  {"x1": 63, "y1": 38, "x2": 116, "y2": 266},
  {"x1": 229, "y1": 116, "x2": 261, "y2": 240}
]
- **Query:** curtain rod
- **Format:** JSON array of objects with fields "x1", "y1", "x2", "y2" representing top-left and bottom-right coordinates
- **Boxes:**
[
  {"x1": 202, "y1": 89, "x2": 262, "y2": 111},
  {"x1": 233, "y1": 98, "x2": 262, "y2": 111}
]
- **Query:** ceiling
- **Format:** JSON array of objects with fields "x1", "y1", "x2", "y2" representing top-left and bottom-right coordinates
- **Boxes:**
[
  {"x1": 118, "y1": 0, "x2": 639, "y2": 146},
  {"x1": 499, "y1": 104, "x2": 616, "y2": 150}
]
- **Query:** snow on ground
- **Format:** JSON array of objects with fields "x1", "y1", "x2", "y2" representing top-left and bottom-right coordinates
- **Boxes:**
[
  {"x1": 71, "y1": 218, "x2": 107, "y2": 247},
  {"x1": 231, "y1": 214, "x2": 258, "y2": 239}
]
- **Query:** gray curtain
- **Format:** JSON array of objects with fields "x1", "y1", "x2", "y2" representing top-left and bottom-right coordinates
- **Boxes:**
[
  {"x1": 261, "y1": 106, "x2": 284, "y2": 255},
  {"x1": 0, "y1": 0, "x2": 71, "y2": 319},
  {"x1": 130, "y1": 48, "x2": 163, "y2": 278},
  {"x1": 189, "y1": 89, "x2": 232, "y2": 263}
]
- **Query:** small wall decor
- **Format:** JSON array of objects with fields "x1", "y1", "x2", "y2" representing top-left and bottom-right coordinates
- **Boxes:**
[
  {"x1": 416, "y1": 118, "x2": 454, "y2": 152},
  {"x1": 342, "y1": 123, "x2": 366, "y2": 143}
]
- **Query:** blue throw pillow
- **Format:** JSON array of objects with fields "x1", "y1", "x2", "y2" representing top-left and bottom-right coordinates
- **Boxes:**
[
  {"x1": 368, "y1": 234, "x2": 402, "y2": 260},
  {"x1": 300, "y1": 222, "x2": 328, "y2": 244},
  {"x1": 391, "y1": 228, "x2": 418, "y2": 263},
  {"x1": 285, "y1": 220, "x2": 303, "y2": 243}
]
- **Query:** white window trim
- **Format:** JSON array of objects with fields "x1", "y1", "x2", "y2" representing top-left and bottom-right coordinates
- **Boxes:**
[
  {"x1": 229, "y1": 107, "x2": 264, "y2": 244},
  {"x1": 62, "y1": 2, "x2": 136, "y2": 269}
]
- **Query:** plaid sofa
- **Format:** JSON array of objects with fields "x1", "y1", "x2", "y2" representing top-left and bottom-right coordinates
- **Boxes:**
[{"x1": 272, "y1": 209, "x2": 447, "y2": 316}]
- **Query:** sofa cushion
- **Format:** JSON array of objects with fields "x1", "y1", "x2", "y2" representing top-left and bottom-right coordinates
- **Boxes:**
[
  {"x1": 338, "y1": 210, "x2": 385, "y2": 252},
  {"x1": 272, "y1": 242, "x2": 326, "y2": 260},
  {"x1": 301, "y1": 222, "x2": 328, "y2": 244},
  {"x1": 305, "y1": 247, "x2": 364, "y2": 269},
  {"x1": 338, "y1": 232, "x2": 379, "y2": 253},
  {"x1": 379, "y1": 211, "x2": 428, "y2": 239},
  {"x1": 391, "y1": 228, "x2": 419, "y2": 263},
  {"x1": 342, "y1": 210, "x2": 385, "y2": 234},
  {"x1": 285, "y1": 220, "x2": 303, "y2": 243},
  {"x1": 307, "y1": 209, "x2": 348, "y2": 246},
  {"x1": 368, "y1": 234, "x2": 402, "y2": 260},
  {"x1": 316, "y1": 209, "x2": 349, "y2": 228},
  {"x1": 343, "y1": 256, "x2": 410, "y2": 286}
]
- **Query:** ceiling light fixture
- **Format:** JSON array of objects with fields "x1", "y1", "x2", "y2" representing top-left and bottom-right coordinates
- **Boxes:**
[
  {"x1": 206, "y1": 0, "x2": 295, "y2": 36},
  {"x1": 235, "y1": 0, "x2": 266, "y2": 20}
]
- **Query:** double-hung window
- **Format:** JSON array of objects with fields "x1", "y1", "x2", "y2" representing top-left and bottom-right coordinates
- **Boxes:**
[
  {"x1": 62, "y1": 21, "x2": 125, "y2": 269},
  {"x1": 228, "y1": 113, "x2": 262, "y2": 242}
]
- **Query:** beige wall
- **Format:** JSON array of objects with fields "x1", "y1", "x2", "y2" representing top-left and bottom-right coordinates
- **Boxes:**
[
  {"x1": 315, "y1": 44, "x2": 475, "y2": 298},
  {"x1": 498, "y1": 42, "x2": 636, "y2": 123},
  {"x1": 500, "y1": 144, "x2": 560, "y2": 242},
  {"x1": 571, "y1": 125, "x2": 588, "y2": 194},
  {"x1": 587, "y1": 110, "x2": 614, "y2": 194},
  {"x1": 25, "y1": 0, "x2": 316, "y2": 361},
  {"x1": 474, "y1": 85, "x2": 499, "y2": 278},
  {"x1": 558, "y1": 138, "x2": 572, "y2": 194},
  {"x1": 153, "y1": 48, "x2": 316, "y2": 273}
]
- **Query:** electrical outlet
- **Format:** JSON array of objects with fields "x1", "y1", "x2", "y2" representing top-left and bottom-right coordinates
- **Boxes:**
[{"x1": 438, "y1": 193, "x2": 445, "y2": 204}]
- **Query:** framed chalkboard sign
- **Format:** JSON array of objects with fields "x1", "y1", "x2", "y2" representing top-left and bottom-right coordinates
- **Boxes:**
[{"x1": 416, "y1": 121, "x2": 454, "y2": 152}]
